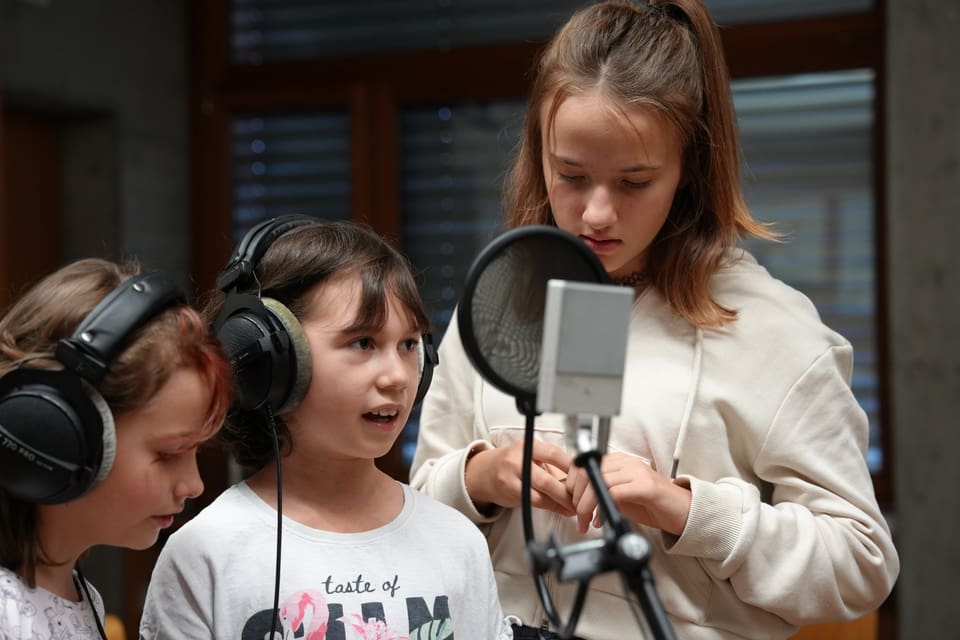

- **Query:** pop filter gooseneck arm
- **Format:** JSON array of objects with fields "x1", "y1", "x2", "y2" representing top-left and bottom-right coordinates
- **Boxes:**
[{"x1": 458, "y1": 226, "x2": 675, "y2": 640}]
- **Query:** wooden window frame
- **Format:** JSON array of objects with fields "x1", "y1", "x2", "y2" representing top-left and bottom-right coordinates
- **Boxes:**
[
  {"x1": 149, "y1": 3, "x2": 891, "y2": 639},
  {"x1": 185, "y1": 0, "x2": 889, "y2": 546}
]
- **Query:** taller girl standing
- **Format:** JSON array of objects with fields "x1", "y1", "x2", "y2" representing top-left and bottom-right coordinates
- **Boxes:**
[{"x1": 410, "y1": 1, "x2": 899, "y2": 638}]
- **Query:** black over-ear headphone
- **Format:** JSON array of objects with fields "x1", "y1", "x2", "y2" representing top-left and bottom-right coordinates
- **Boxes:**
[
  {"x1": 213, "y1": 215, "x2": 438, "y2": 415},
  {"x1": 0, "y1": 272, "x2": 185, "y2": 504}
]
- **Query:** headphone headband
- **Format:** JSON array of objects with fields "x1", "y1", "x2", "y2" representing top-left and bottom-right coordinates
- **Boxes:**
[
  {"x1": 55, "y1": 272, "x2": 186, "y2": 384},
  {"x1": 216, "y1": 215, "x2": 318, "y2": 293}
]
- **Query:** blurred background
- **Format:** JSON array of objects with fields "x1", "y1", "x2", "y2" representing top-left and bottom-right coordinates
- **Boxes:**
[{"x1": 1, "y1": 0, "x2": 956, "y2": 638}]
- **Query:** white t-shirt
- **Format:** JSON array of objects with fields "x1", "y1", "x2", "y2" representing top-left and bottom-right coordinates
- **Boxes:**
[
  {"x1": 141, "y1": 481, "x2": 514, "y2": 640},
  {"x1": 0, "y1": 566, "x2": 105, "y2": 640}
]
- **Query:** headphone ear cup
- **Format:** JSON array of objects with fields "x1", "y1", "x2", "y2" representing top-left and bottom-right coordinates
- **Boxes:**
[
  {"x1": 414, "y1": 333, "x2": 438, "y2": 407},
  {"x1": 214, "y1": 293, "x2": 309, "y2": 414},
  {"x1": 261, "y1": 298, "x2": 312, "y2": 414},
  {"x1": 213, "y1": 299, "x2": 278, "y2": 412},
  {"x1": 0, "y1": 369, "x2": 114, "y2": 504}
]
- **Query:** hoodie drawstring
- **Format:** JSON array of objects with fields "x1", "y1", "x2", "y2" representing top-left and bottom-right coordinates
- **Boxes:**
[{"x1": 670, "y1": 327, "x2": 703, "y2": 480}]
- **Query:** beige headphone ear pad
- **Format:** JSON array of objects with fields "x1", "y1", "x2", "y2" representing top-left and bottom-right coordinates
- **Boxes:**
[
  {"x1": 82, "y1": 380, "x2": 116, "y2": 494},
  {"x1": 416, "y1": 339, "x2": 425, "y2": 388},
  {"x1": 262, "y1": 297, "x2": 312, "y2": 414}
]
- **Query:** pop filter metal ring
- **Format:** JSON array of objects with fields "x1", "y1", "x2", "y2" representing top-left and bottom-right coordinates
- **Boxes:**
[{"x1": 457, "y1": 225, "x2": 609, "y2": 413}]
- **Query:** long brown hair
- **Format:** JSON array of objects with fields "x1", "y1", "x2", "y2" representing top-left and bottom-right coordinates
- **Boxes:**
[
  {"x1": 504, "y1": 0, "x2": 774, "y2": 326},
  {"x1": 0, "y1": 258, "x2": 232, "y2": 586},
  {"x1": 205, "y1": 219, "x2": 431, "y2": 472}
]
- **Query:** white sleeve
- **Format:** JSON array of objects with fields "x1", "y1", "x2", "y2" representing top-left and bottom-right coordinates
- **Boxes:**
[
  {"x1": 667, "y1": 345, "x2": 899, "y2": 623},
  {"x1": 139, "y1": 527, "x2": 216, "y2": 639}
]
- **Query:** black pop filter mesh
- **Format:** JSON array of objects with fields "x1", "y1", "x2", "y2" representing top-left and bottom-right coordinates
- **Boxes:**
[{"x1": 458, "y1": 225, "x2": 610, "y2": 405}]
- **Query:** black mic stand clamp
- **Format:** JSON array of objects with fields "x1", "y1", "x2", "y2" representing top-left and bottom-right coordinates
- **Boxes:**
[{"x1": 527, "y1": 416, "x2": 677, "y2": 640}]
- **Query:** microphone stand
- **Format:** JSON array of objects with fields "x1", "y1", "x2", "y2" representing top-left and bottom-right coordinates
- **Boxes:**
[
  {"x1": 519, "y1": 400, "x2": 590, "y2": 640},
  {"x1": 526, "y1": 412, "x2": 676, "y2": 640}
]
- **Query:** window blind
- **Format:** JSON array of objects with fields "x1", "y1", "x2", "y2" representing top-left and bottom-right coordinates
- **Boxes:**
[
  {"x1": 736, "y1": 70, "x2": 880, "y2": 470},
  {"x1": 231, "y1": 112, "x2": 351, "y2": 244},
  {"x1": 230, "y1": 0, "x2": 873, "y2": 63}
]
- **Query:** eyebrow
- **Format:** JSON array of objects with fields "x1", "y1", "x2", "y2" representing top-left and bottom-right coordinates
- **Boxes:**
[
  {"x1": 550, "y1": 153, "x2": 659, "y2": 173},
  {"x1": 151, "y1": 431, "x2": 201, "y2": 444},
  {"x1": 338, "y1": 324, "x2": 420, "y2": 339}
]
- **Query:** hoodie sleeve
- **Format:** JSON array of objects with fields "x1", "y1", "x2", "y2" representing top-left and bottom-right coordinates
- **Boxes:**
[
  {"x1": 666, "y1": 344, "x2": 899, "y2": 624},
  {"x1": 409, "y1": 311, "x2": 504, "y2": 523}
]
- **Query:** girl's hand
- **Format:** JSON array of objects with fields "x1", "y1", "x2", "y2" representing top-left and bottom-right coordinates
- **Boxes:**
[
  {"x1": 565, "y1": 452, "x2": 691, "y2": 536},
  {"x1": 465, "y1": 440, "x2": 575, "y2": 517}
]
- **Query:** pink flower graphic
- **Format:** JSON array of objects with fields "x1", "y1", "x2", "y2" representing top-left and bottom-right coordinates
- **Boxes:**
[
  {"x1": 279, "y1": 590, "x2": 329, "y2": 640},
  {"x1": 340, "y1": 613, "x2": 409, "y2": 640}
]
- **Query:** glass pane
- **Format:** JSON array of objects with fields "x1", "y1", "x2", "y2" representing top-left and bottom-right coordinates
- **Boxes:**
[
  {"x1": 735, "y1": 69, "x2": 881, "y2": 472},
  {"x1": 708, "y1": 0, "x2": 871, "y2": 25},
  {"x1": 230, "y1": 0, "x2": 580, "y2": 62},
  {"x1": 231, "y1": 0, "x2": 874, "y2": 62},
  {"x1": 400, "y1": 101, "x2": 525, "y2": 334},
  {"x1": 231, "y1": 112, "x2": 351, "y2": 242}
]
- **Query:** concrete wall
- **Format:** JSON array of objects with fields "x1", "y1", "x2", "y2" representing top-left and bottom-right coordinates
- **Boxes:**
[
  {"x1": 1, "y1": 0, "x2": 188, "y2": 618},
  {"x1": 886, "y1": 0, "x2": 960, "y2": 637},
  {"x1": 0, "y1": 0, "x2": 189, "y2": 284}
]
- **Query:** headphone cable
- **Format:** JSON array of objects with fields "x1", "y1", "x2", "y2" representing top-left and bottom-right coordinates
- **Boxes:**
[
  {"x1": 74, "y1": 565, "x2": 108, "y2": 640},
  {"x1": 264, "y1": 403, "x2": 283, "y2": 638}
]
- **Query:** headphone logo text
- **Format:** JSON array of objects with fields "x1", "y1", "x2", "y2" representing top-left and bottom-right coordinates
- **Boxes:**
[{"x1": 1, "y1": 432, "x2": 55, "y2": 471}]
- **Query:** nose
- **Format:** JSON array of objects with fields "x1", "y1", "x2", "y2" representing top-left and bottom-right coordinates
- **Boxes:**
[
  {"x1": 582, "y1": 185, "x2": 617, "y2": 229},
  {"x1": 376, "y1": 350, "x2": 411, "y2": 392},
  {"x1": 175, "y1": 453, "x2": 205, "y2": 501}
]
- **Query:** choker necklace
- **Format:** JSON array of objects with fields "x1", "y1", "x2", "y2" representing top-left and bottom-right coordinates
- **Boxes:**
[{"x1": 612, "y1": 270, "x2": 651, "y2": 289}]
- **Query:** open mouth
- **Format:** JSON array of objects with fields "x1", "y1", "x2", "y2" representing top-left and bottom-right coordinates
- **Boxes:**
[
  {"x1": 153, "y1": 515, "x2": 175, "y2": 528},
  {"x1": 363, "y1": 408, "x2": 399, "y2": 424}
]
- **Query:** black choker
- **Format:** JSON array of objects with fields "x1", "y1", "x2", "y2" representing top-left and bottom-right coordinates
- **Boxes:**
[{"x1": 612, "y1": 271, "x2": 651, "y2": 289}]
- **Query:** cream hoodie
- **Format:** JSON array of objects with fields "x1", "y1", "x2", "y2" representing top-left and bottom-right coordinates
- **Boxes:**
[{"x1": 410, "y1": 250, "x2": 898, "y2": 640}]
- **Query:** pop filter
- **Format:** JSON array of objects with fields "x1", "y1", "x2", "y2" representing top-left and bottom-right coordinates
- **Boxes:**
[{"x1": 457, "y1": 225, "x2": 610, "y2": 415}]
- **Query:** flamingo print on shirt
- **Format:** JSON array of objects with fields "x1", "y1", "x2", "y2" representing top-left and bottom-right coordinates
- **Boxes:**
[
  {"x1": 341, "y1": 613, "x2": 407, "y2": 640},
  {"x1": 279, "y1": 590, "x2": 329, "y2": 639},
  {"x1": 247, "y1": 586, "x2": 456, "y2": 640}
]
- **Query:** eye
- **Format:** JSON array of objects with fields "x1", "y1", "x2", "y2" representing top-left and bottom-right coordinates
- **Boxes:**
[
  {"x1": 623, "y1": 179, "x2": 651, "y2": 189},
  {"x1": 557, "y1": 172, "x2": 584, "y2": 183},
  {"x1": 350, "y1": 336, "x2": 375, "y2": 350},
  {"x1": 401, "y1": 337, "x2": 419, "y2": 353},
  {"x1": 157, "y1": 441, "x2": 202, "y2": 462}
]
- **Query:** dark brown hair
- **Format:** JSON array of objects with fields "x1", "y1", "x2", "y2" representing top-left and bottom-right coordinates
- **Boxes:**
[
  {"x1": 205, "y1": 219, "x2": 431, "y2": 472},
  {"x1": 0, "y1": 258, "x2": 232, "y2": 585},
  {"x1": 504, "y1": 0, "x2": 774, "y2": 326}
]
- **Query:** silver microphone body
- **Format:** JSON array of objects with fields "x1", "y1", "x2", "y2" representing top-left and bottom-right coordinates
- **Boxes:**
[{"x1": 537, "y1": 280, "x2": 633, "y2": 453}]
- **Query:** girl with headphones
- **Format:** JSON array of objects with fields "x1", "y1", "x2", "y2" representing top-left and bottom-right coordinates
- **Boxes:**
[
  {"x1": 0, "y1": 258, "x2": 233, "y2": 639},
  {"x1": 140, "y1": 218, "x2": 514, "y2": 639}
]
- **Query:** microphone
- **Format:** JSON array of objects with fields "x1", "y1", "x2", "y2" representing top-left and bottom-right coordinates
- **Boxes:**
[
  {"x1": 535, "y1": 280, "x2": 675, "y2": 640},
  {"x1": 537, "y1": 279, "x2": 633, "y2": 455},
  {"x1": 456, "y1": 226, "x2": 674, "y2": 639}
]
